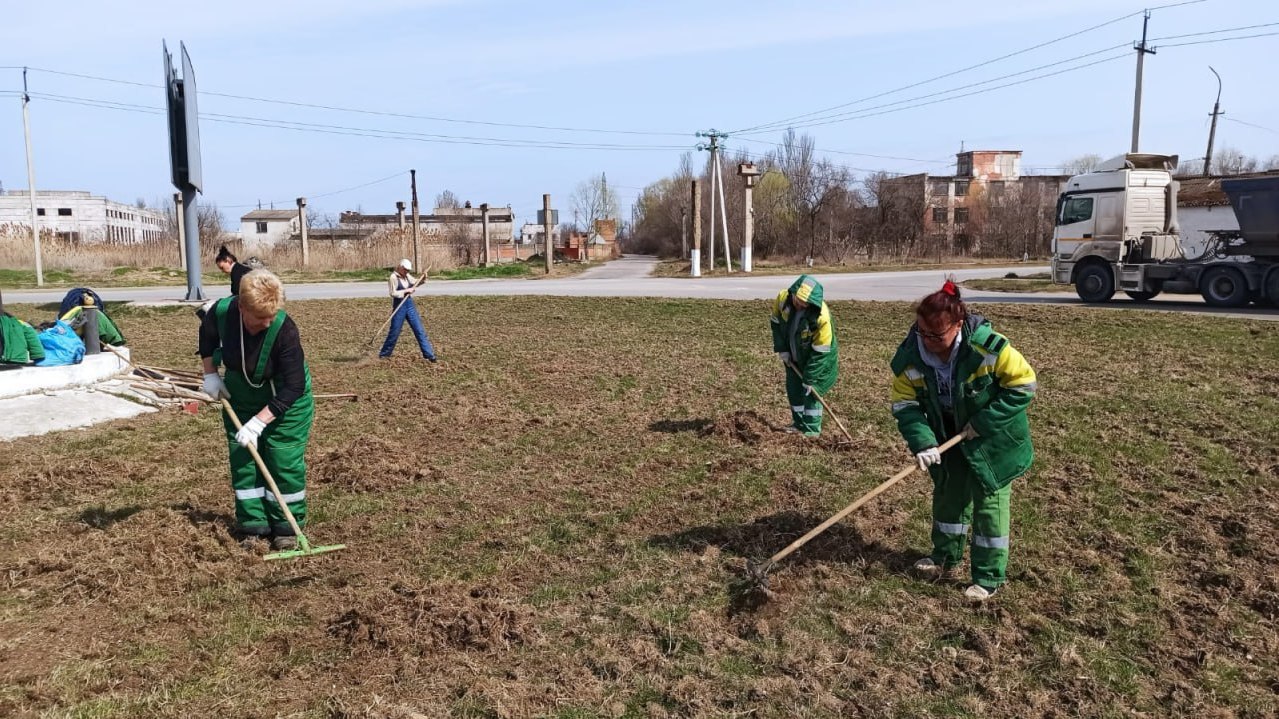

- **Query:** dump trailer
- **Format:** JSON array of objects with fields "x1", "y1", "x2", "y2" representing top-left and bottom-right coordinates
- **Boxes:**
[{"x1": 1050, "y1": 153, "x2": 1279, "y2": 307}]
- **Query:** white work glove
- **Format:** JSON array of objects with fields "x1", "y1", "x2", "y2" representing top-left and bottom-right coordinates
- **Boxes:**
[
  {"x1": 778, "y1": 351, "x2": 790, "y2": 365},
  {"x1": 202, "y1": 372, "x2": 229, "y2": 400},
  {"x1": 915, "y1": 447, "x2": 942, "y2": 471},
  {"x1": 802, "y1": 383, "x2": 815, "y2": 395},
  {"x1": 235, "y1": 416, "x2": 267, "y2": 449}
]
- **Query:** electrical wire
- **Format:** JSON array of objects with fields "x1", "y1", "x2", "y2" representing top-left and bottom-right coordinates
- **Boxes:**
[
  {"x1": 1225, "y1": 117, "x2": 1279, "y2": 135},
  {"x1": 221, "y1": 171, "x2": 408, "y2": 209},
  {"x1": 21, "y1": 66, "x2": 690, "y2": 138},
  {"x1": 1150, "y1": 20, "x2": 1279, "y2": 41},
  {"x1": 26, "y1": 92, "x2": 693, "y2": 152},
  {"x1": 1157, "y1": 30, "x2": 1279, "y2": 47}
]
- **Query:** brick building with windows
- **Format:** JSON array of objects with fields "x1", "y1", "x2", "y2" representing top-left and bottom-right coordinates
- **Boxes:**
[{"x1": 889, "y1": 150, "x2": 1069, "y2": 255}]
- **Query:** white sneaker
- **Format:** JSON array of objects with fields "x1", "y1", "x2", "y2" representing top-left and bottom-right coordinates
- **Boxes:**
[
  {"x1": 963, "y1": 584, "x2": 999, "y2": 601},
  {"x1": 913, "y1": 557, "x2": 944, "y2": 579}
]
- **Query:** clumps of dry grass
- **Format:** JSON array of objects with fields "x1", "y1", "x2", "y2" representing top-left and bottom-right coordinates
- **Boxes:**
[{"x1": 327, "y1": 583, "x2": 535, "y2": 655}]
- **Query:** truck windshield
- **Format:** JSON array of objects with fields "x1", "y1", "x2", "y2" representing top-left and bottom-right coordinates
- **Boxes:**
[{"x1": 1059, "y1": 196, "x2": 1094, "y2": 225}]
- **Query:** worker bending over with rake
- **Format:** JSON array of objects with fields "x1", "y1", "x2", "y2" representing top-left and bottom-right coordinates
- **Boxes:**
[
  {"x1": 379, "y1": 259, "x2": 437, "y2": 362},
  {"x1": 200, "y1": 270, "x2": 315, "y2": 552},
  {"x1": 770, "y1": 274, "x2": 838, "y2": 437},
  {"x1": 890, "y1": 279, "x2": 1037, "y2": 601}
]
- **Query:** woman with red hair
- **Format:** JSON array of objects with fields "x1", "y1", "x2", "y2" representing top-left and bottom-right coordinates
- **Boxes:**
[{"x1": 889, "y1": 278, "x2": 1037, "y2": 601}]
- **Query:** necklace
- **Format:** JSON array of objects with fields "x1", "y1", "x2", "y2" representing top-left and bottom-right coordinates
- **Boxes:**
[{"x1": 239, "y1": 314, "x2": 267, "y2": 389}]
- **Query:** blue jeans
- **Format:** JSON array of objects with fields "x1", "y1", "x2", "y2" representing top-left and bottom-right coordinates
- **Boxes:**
[{"x1": 379, "y1": 298, "x2": 435, "y2": 359}]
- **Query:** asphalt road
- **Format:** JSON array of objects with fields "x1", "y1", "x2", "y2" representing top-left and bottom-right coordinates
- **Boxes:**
[{"x1": 6, "y1": 255, "x2": 1277, "y2": 320}]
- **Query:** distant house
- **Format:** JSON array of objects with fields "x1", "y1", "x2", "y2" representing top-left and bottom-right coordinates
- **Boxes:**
[
  {"x1": 239, "y1": 209, "x2": 299, "y2": 248},
  {"x1": 340, "y1": 203, "x2": 515, "y2": 244},
  {"x1": 0, "y1": 189, "x2": 167, "y2": 243}
]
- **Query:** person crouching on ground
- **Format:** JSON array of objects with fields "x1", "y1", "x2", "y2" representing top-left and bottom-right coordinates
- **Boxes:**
[
  {"x1": 889, "y1": 278, "x2": 1037, "y2": 601},
  {"x1": 379, "y1": 258, "x2": 437, "y2": 362},
  {"x1": 199, "y1": 269, "x2": 315, "y2": 551},
  {"x1": 769, "y1": 274, "x2": 838, "y2": 437}
]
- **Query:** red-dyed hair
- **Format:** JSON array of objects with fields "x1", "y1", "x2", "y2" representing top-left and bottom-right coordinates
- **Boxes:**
[{"x1": 916, "y1": 277, "x2": 967, "y2": 325}]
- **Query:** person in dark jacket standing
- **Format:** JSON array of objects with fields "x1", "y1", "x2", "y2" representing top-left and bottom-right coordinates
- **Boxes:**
[
  {"x1": 200, "y1": 269, "x2": 314, "y2": 551},
  {"x1": 215, "y1": 245, "x2": 253, "y2": 295},
  {"x1": 889, "y1": 279, "x2": 1037, "y2": 601}
]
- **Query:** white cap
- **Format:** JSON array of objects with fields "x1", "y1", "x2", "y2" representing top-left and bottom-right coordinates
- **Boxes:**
[{"x1": 398, "y1": 258, "x2": 413, "y2": 271}]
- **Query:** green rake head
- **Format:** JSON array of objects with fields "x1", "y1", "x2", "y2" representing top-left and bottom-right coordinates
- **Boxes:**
[{"x1": 264, "y1": 534, "x2": 347, "y2": 561}]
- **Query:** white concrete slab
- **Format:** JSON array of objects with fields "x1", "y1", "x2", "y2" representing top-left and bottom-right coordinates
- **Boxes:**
[
  {"x1": 0, "y1": 388, "x2": 155, "y2": 441},
  {"x1": 0, "y1": 350, "x2": 131, "y2": 400}
]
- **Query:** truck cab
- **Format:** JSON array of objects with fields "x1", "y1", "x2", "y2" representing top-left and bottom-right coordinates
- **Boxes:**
[
  {"x1": 1051, "y1": 153, "x2": 1182, "y2": 303},
  {"x1": 1051, "y1": 153, "x2": 1279, "y2": 307}
]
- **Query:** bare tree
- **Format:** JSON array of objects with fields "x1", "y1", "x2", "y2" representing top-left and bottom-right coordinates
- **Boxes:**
[
  {"x1": 1212, "y1": 147, "x2": 1259, "y2": 175},
  {"x1": 435, "y1": 189, "x2": 460, "y2": 210},
  {"x1": 1062, "y1": 154, "x2": 1104, "y2": 175},
  {"x1": 571, "y1": 173, "x2": 620, "y2": 240}
]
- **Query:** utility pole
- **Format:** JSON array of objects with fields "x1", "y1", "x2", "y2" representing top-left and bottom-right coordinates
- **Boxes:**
[
  {"x1": 737, "y1": 162, "x2": 760, "y2": 273},
  {"x1": 680, "y1": 206, "x2": 688, "y2": 260},
  {"x1": 396, "y1": 201, "x2": 406, "y2": 230},
  {"x1": 542, "y1": 194, "x2": 553, "y2": 274},
  {"x1": 696, "y1": 129, "x2": 733, "y2": 273},
  {"x1": 1203, "y1": 66, "x2": 1224, "y2": 176},
  {"x1": 21, "y1": 68, "x2": 43, "y2": 287},
  {"x1": 297, "y1": 197, "x2": 309, "y2": 268},
  {"x1": 690, "y1": 179, "x2": 701, "y2": 278},
  {"x1": 410, "y1": 169, "x2": 420, "y2": 269},
  {"x1": 1131, "y1": 10, "x2": 1156, "y2": 153},
  {"x1": 480, "y1": 203, "x2": 491, "y2": 266}
]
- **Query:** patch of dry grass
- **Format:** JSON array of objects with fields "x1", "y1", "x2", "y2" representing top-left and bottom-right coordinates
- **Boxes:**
[{"x1": 0, "y1": 296, "x2": 1276, "y2": 718}]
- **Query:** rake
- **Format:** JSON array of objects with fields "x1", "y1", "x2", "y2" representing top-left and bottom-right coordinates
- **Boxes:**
[
  {"x1": 743, "y1": 433, "x2": 965, "y2": 598},
  {"x1": 220, "y1": 399, "x2": 347, "y2": 561},
  {"x1": 365, "y1": 267, "x2": 431, "y2": 348},
  {"x1": 785, "y1": 359, "x2": 854, "y2": 444}
]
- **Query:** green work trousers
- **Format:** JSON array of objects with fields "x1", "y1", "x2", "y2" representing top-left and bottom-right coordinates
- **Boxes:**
[
  {"x1": 223, "y1": 370, "x2": 314, "y2": 537},
  {"x1": 930, "y1": 451, "x2": 1011, "y2": 589},
  {"x1": 784, "y1": 365, "x2": 824, "y2": 436}
]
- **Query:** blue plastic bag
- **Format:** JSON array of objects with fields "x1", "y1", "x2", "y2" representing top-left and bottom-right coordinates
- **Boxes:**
[{"x1": 36, "y1": 320, "x2": 86, "y2": 366}]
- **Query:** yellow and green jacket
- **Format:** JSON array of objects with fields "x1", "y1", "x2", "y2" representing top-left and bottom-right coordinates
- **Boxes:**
[
  {"x1": 890, "y1": 314, "x2": 1036, "y2": 491},
  {"x1": 770, "y1": 274, "x2": 838, "y2": 393},
  {"x1": 0, "y1": 314, "x2": 45, "y2": 364}
]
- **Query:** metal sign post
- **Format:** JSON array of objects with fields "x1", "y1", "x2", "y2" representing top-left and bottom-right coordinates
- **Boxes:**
[{"x1": 164, "y1": 41, "x2": 205, "y2": 301}]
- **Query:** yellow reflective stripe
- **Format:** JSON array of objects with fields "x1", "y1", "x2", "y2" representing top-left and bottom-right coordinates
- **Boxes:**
[
  {"x1": 794, "y1": 279, "x2": 816, "y2": 303},
  {"x1": 891, "y1": 371, "x2": 920, "y2": 404},
  {"x1": 995, "y1": 344, "x2": 1037, "y2": 389},
  {"x1": 812, "y1": 305, "x2": 834, "y2": 347}
]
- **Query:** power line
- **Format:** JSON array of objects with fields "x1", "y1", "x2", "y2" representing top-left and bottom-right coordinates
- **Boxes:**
[
  {"x1": 1150, "y1": 20, "x2": 1279, "y2": 41},
  {"x1": 730, "y1": 5, "x2": 1202, "y2": 135},
  {"x1": 1225, "y1": 117, "x2": 1279, "y2": 135},
  {"x1": 26, "y1": 91, "x2": 694, "y2": 152},
  {"x1": 738, "y1": 44, "x2": 1129, "y2": 136},
  {"x1": 221, "y1": 171, "x2": 409, "y2": 209},
  {"x1": 745, "y1": 51, "x2": 1130, "y2": 134},
  {"x1": 1157, "y1": 29, "x2": 1279, "y2": 48},
  {"x1": 20, "y1": 65, "x2": 690, "y2": 138}
]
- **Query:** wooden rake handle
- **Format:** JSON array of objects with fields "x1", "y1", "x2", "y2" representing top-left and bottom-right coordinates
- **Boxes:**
[
  {"x1": 220, "y1": 398, "x2": 307, "y2": 543},
  {"x1": 765, "y1": 433, "x2": 965, "y2": 566},
  {"x1": 786, "y1": 359, "x2": 855, "y2": 444}
]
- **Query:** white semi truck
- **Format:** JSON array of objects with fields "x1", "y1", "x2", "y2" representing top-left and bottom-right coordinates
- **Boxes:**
[{"x1": 1050, "y1": 153, "x2": 1279, "y2": 307}]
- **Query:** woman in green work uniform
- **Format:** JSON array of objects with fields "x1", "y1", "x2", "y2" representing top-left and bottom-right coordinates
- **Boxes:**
[
  {"x1": 200, "y1": 269, "x2": 314, "y2": 551},
  {"x1": 769, "y1": 274, "x2": 838, "y2": 436},
  {"x1": 889, "y1": 279, "x2": 1037, "y2": 601}
]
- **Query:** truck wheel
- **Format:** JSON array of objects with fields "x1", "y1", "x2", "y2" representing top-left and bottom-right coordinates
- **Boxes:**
[
  {"x1": 1124, "y1": 290, "x2": 1160, "y2": 302},
  {"x1": 1200, "y1": 266, "x2": 1250, "y2": 308},
  {"x1": 1265, "y1": 269, "x2": 1279, "y2": 308},
  {"x1": 1075, "y1": 264, "x2": 1115, "y2": 303}
]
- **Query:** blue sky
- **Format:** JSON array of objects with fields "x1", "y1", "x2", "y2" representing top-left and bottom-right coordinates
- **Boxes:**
[{"x1": 2, "y1": 0, "x2": 1276, "y2": 227}]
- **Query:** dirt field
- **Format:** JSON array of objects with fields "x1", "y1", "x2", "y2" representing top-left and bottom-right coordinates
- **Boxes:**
[{"x1": 1, "y1": 296, "x2": 1276, "y2": 718}]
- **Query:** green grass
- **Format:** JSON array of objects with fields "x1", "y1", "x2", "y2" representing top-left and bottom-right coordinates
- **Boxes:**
[{"x1": 0, "y1": 297, "x2": 1276, "y2": 717}]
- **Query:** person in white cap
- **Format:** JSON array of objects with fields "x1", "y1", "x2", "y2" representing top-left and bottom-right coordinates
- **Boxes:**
[{"x1": 378, "y1": 259, "x2": 437, "y2": 362}]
